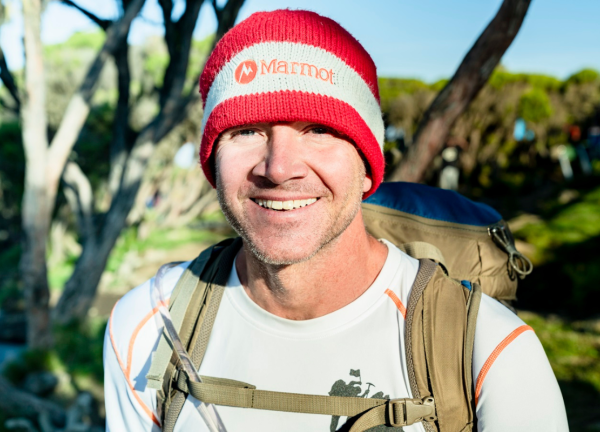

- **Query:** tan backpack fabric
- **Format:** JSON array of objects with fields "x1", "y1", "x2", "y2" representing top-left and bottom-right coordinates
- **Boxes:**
[{"x1": 362, "y1": 182, "x2": 532, "y2": 305}]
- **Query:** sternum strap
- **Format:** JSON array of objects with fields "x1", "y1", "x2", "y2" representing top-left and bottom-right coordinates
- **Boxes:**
[{"x1": 176, "y1": 372, "x2": 436, "y2": 429}]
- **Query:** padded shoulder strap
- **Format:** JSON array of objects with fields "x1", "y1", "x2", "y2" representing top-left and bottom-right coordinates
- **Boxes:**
[{"x1": 405, "y1": 259, "x2": 481, "y2": 432}]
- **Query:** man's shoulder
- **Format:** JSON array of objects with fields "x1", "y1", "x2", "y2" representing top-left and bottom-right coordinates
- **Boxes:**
[
  {"x1": 108, "y1": 261, "x2": 192, "y2": 355},
  {"x1": 473, "y1": 294, "x2": 537, "y2": 384}
]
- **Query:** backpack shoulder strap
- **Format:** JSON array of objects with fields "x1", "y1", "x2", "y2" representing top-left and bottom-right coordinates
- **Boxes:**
[
  {"x1": 405, "y1": 259, "x2": 482, "y2": 432},
  {"x1": 146, "y1": 237, "x2": 242, "y2": 429},
  {"x1": 146, "y1": 246, "x2": 215, "y2": 391}
]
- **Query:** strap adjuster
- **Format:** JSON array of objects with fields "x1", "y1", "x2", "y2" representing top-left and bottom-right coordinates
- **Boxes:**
[{"x1": 388, "y1": 397, "x2": 437, "y2": 427}]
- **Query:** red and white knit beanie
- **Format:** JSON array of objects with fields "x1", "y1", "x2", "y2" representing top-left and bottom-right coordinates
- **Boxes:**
[{"x1": 199, "y1": 9, "x2": 384, "y2": 197}]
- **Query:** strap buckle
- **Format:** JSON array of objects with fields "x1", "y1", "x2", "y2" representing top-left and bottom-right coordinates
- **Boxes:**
[{"x1": 388, "y1": 397, "x2": 437, "y2": 427}]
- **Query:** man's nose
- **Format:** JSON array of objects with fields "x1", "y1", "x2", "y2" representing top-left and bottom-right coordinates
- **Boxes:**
[{"x1": 252, "y1": 126, "x2": 309, "y2": 184}]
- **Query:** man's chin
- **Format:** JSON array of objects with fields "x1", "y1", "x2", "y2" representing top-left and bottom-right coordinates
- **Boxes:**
[{"x1": 244, "y1": 240, "x2": 322, "y2": 266}]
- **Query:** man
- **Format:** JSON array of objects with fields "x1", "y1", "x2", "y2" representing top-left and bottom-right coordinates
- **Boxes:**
[{"x1": 104, "y1": 9, "x2": 568, "y2": 431}]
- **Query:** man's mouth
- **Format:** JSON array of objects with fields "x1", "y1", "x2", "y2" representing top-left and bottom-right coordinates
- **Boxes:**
[{"x1": 251, "y1": 198, "x2": 319, "y2": 211}]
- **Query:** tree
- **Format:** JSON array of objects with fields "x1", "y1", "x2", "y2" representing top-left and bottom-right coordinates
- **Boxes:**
[
  {"x1": 1, "y1": 0, "x2": 245, "y2": 349},
  {"x1": 18, "y1": 0, "x2": 145, "y2": 350},
  {"x1": 387, "y1": 0, "x2": 532, "y2": 183},
  {"x1": 53, "y1": 0, "x2": 245, "y2": 326}
]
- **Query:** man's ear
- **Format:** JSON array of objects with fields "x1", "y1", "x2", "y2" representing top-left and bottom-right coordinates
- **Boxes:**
[{"x1": 363, "y1": 174, "x2": 373, "y2": 193}]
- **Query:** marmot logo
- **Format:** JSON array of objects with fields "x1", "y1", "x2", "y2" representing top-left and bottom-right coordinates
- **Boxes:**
[{"x1": 235, "y1": 60, "x2": 257, "y2": 84}]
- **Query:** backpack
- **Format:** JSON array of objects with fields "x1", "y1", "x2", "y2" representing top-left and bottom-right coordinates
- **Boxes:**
[{"x1": 145, "y1": 182, "x2": 532, "y2": 431}]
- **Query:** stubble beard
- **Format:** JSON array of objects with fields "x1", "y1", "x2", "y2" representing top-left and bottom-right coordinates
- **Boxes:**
[{"x1": 216, "y1": 169, "x2": 365, "y2": 267}]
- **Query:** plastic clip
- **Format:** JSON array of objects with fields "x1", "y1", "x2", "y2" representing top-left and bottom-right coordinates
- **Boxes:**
[{"x1": 388, "y1": 397, "x2": 437, "y2": 427}]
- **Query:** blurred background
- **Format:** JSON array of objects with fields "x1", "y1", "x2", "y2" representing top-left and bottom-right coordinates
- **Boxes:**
[{"x1": 0, "y1": 0, "x2": 599, "y2": 430}]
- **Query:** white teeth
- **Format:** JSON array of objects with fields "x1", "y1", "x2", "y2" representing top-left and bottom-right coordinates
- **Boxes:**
[{"x1": 254, "y1": 198, "x2": 319, "y2": 210}]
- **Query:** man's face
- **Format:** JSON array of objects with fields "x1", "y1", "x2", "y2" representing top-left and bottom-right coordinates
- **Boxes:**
[{"x1": 215, "y1": 121, "x2": 372, "y2": 265}]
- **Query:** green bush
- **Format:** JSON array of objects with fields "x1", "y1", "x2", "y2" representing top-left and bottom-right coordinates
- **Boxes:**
[
  {"x1": 565, "y1": 68, "x2": 600, "y2": 86},
  {"x1": 517, "y1": 88, "x2": 553, "y2": 123}
]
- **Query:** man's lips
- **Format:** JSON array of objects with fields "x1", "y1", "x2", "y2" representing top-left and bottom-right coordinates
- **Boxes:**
[{"x1": 250, "y1": 197, "x2": 320, "y2": 211}]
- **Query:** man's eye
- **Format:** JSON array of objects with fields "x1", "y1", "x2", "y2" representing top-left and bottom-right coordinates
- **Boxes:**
[
  {"x1": 310, "y1": 127, "x2": 329, "y2": 135},
  {"x1": 237, "y1": 129, "x2": 256, "y2": 136}
]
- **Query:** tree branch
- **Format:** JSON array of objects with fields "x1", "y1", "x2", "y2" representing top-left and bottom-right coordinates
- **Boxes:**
[
  {"x1": 158, "y1": 0, "x2": 175, "y2": 54},
  {"x1": 62, "y1": 161, "x2": 94, "y2": 244},
  {"x1": 44, "y1": 0, "x2": 145, "y2": 211},
  {"x1": 59, "y1": 0, "x2": 111, "y2": 30},
  {"x1": 107, "y1": 42, "x2": 132, "y2": 198},
  {"x1": 159, "y1": 0, "x2": 204, "y2": 108},
  {"x1": 386, "y1": 0, "x2": 532, "y2": 183},
  {"x1": 0, "y1": 45, "x2": 21, "y2": 112},
  {"x1": 211, "y1": 0, "x2": 244, "y2": 46}
]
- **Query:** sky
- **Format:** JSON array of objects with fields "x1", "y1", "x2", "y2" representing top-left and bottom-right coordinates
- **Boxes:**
[{"x1": 1, "y1": 0, "x2": 599, "y2": 82}]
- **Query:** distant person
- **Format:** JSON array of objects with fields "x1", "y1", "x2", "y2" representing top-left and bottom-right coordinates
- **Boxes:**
[
  {"x1": 439, "y1": 146, "x2": 460, "y2": 190},
  {"x1": 588, "y1": 125, "x2": 600, "y2": 160},
  {"x1": 104, "y1": 10, "x2": 568, "y2": 432}
]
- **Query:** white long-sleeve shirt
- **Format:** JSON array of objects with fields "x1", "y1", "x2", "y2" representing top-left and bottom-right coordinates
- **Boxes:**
[{"x1": 104, "y1": 241, "x2": 568, "y2": 431}]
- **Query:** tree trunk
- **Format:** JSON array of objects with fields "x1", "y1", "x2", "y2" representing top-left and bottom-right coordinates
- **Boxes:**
[
  {"x1": 20, "y1": 0, "x2": 52, "y2": 349},
  {"x1": 386, "y1": 0, "x2": 532, "y2": 183}
]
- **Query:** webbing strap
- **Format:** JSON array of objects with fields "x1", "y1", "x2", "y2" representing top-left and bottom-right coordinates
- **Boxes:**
[
  {"x1": 399, "y1": 242, "x2": 447, "y2": 268},
  {"x1": 348, "y1": 396, "x2": 436, "y2": 432},
  {"x1": 176, "y1": 371, "x2": 436, "y2": 428}
]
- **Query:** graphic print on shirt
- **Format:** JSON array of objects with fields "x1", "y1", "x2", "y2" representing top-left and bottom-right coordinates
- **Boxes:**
[{"x1": 328, "y1": 369, "x2": 403, "y2": 432}]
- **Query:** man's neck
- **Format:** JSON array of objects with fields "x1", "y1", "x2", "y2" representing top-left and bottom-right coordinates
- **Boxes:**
[{"x1": 235, "y1": 213, "x2": 388, "y2": 320}]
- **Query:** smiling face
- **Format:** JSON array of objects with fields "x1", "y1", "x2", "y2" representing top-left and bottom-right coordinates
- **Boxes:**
[{"x1": 215, "y1": 121, "x2": 372, "y2": 265}]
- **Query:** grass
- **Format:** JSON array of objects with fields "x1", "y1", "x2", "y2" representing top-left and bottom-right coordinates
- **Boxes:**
[
  {"x1": 513, "y1": 186, "x2": 600, "y2": 265},
  {"x1": 520, "y1": 311, "x2": 600, "y2": 431}
]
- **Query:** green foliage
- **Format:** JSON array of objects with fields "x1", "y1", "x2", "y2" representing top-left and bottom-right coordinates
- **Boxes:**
[
  {"x1": 54, "y1": 319, "x2": 107, "y2": 382},
  {"x1": 565, "y1": 68, "x2": 600, "y2": 86},
  {"x1": 514, "y1": 184, "x2": 600, "y2": 318},
  {"x1": 48, "y1": 253, "x2": 78, "y2": 292},
  {"x1": 3, "y1": 349, "x2": 60, "y2": 385},
  {"x1": 517, "y1": 88, "x2": 553, "y2": 123},
  {"x1": 515, "y1": 187, "x2": 600, "y2": 263},
  {"x1": 430, "y1": 78, "x2": 449, "y2": 92},
  {"x1": 63, "y1": 31, "x2": 105, "y2": 50},
  {"x1": 378, "y1": 77, "x2": 429, "y2": 99},
  {"x1": 488, "y1": 70, "x2": 562, "y2": 91},
  {"x1": 523, "y1": 312, "x2": 600, "y2": 391},
  {"x1": 378, "y1": 77, "x2": 430, "y2": 112}
]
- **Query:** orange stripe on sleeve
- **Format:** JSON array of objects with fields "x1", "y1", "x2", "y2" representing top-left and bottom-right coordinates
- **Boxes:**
[
  {"x1": 126, "y1": 302, "x2": 167, "y2": 379},
  {"x1": 474, "y1": 324, "x2": 534, "y2": 406},
  {"x1": 385, "y1": 289, "x2": 407, "y2": 319},
  {"x1": 109, "y1": 301, "x2": 161, "y2": 427}
]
